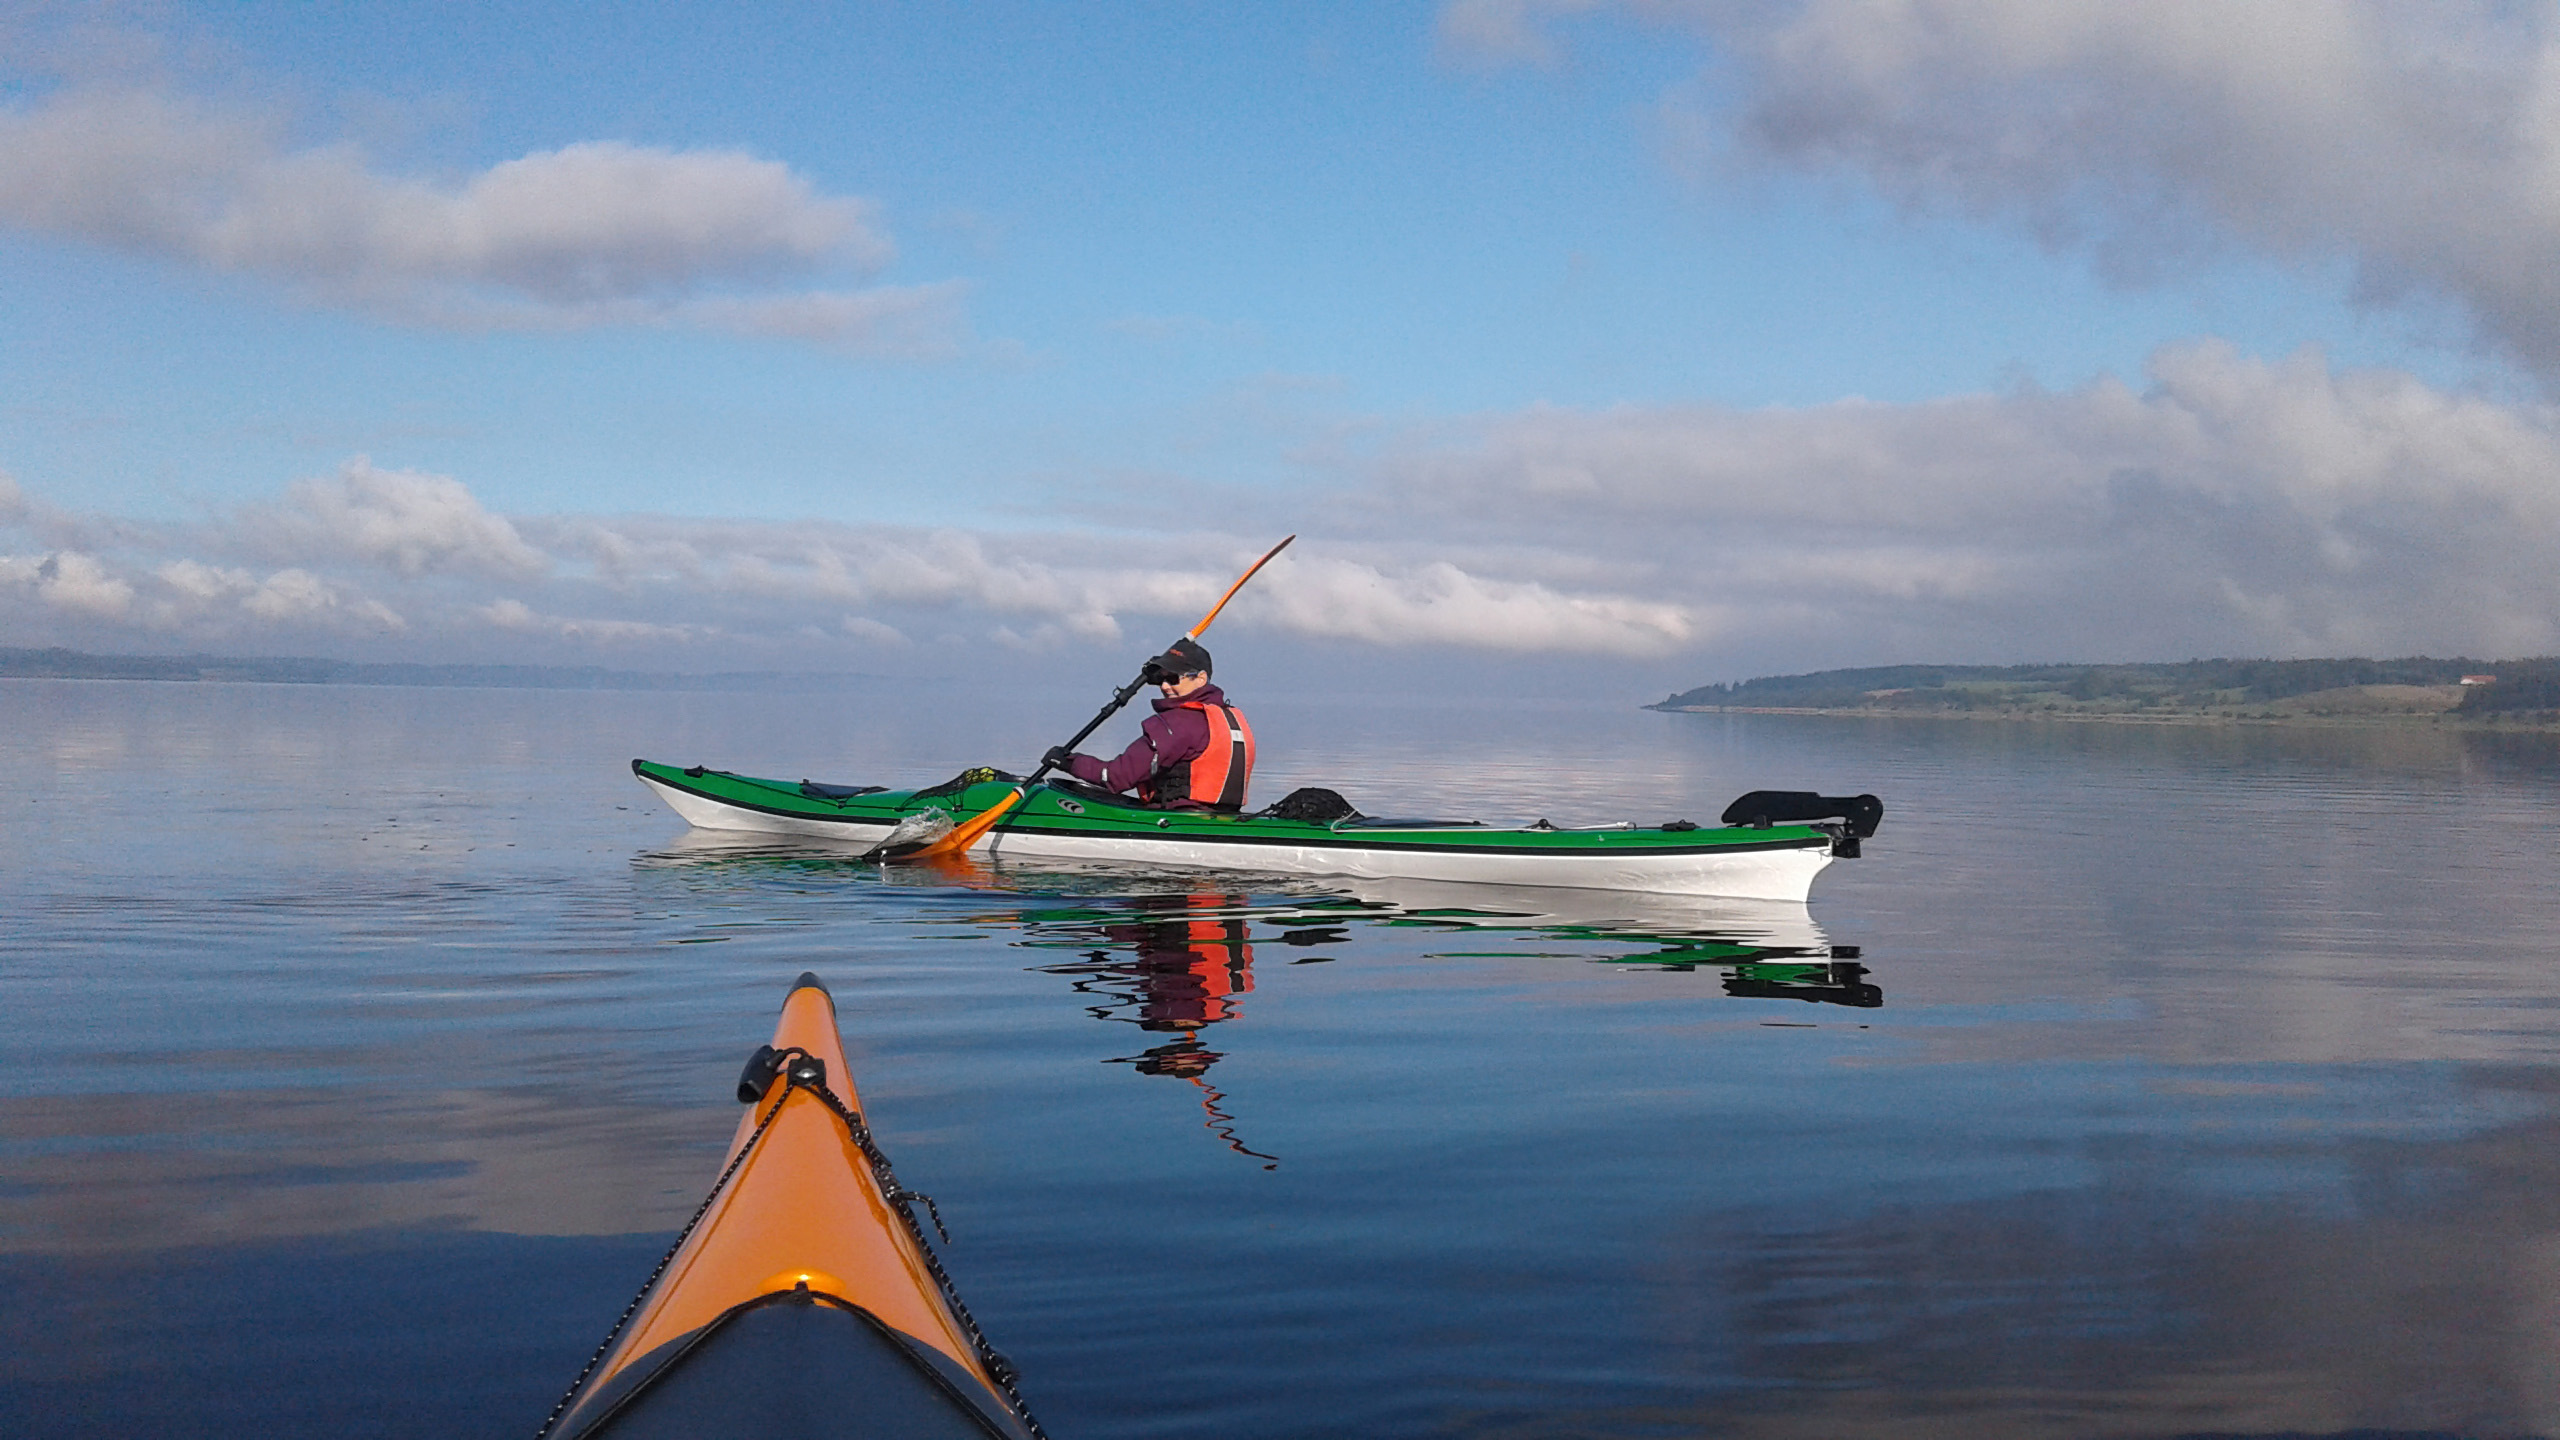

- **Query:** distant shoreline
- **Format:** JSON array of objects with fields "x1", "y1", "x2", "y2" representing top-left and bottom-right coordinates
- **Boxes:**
[
  {"x1": 1654, "y1": 702, "x2": 2560, "y2": 731},
  {"x1": 1651, "y1": 657, "x2": 2560, "y2": 730},
  {"x1": 0, "y1": 645, "x2": 869, "y2": 692}
]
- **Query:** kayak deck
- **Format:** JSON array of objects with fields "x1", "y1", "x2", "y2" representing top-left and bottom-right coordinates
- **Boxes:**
[
  {"x1": 543, "y1": 973, "x2": 1037, "y2": 1440},
  {"x1": 631, "y1": 759, "x2": 1852, "y2": 902}
]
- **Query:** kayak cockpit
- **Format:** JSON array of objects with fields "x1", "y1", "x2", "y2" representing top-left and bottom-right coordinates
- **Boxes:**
[
  {"x1": 800, "y1": 780, "x2": 887, "y2": 801},
  {"x1": 553, "y1": 1285, "x2": 1032, "y2": 1439}
]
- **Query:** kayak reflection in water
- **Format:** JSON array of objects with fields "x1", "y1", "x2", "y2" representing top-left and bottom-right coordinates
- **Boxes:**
[
  {"x1": 1043, "y1": 637, "x2": 1256, "y2": 811},
  {"x1": 1034, "y1": 892, "x2": 1278, "y2": 1168}
]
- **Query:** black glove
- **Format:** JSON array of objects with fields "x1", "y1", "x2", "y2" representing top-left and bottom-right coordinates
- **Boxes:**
[{"x1": 1041, "y1": 746, "x2": 1077, "y2": 772}]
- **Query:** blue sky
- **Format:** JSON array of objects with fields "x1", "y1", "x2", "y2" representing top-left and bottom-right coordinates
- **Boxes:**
[{"x1": 5, "y1": 1, "x2": 2559, "y2": 690}]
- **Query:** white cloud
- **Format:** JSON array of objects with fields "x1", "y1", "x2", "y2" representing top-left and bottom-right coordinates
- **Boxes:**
[
  {"x1": 1, "y1": 550, "x2": 406, "y2": 636},
  {"x1": 7, "y1": 344, "x2": 2557, "y2": 671},
  {"x1": 1, "y1": 551, "x2": 134, "y2": 617},
  {"x1": 520, "y1": 520, "x2": 1705, "y2": 653},
  {"x1": 1260, "y1": 556, "x2": 1696, "y2": 655},
  {"x1": 237, "y1": 568, "x2": 404, "y2": 628},
  {"x1": 261, "y1": 458, "x2": 548, "y2": 578},
  {"x1": 155, "y1": 558, "x2": 251, "y2": 604},
  {"x1": 0, "y1": 86, "x2": 954, "y2": 344},
  {"x1": 1372, "y1": 340, "x2": 2560, "y2": 661},
  {"x1": 530, "y1": 517, "x2": 1199, "y2": 628},
  {"x1": 146, "y1": 558, "x2": 403, "y2": 631},
  {"x1": 1450, "y1": 1, "x2": 2560, "y2": 384},
  {"x1": 476, "y1": 596, "x2": 704, "y2": 644}
]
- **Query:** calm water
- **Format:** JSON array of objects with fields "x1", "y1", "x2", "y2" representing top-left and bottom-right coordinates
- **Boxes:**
[{"x1": 7, "y1": 677, "x2": 2560, "y2": 1439}]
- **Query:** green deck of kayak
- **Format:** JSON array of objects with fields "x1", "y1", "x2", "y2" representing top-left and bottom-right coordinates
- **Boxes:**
[{"x1": 632, "y1": 759, "x2": 1834, "y2": 857}]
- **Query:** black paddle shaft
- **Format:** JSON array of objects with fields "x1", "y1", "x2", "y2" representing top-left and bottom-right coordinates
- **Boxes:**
[
  {"x1": 1026, "y1": 669, "x2": 1157, "y2": 786},
  {"x1": 1025, "y1": 537, "x2": 1291, "y2": 790}
]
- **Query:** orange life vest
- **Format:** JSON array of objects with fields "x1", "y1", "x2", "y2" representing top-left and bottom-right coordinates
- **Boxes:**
[{"x1": 1145, "y1": 699, "x2": 1255, "y2": 810}]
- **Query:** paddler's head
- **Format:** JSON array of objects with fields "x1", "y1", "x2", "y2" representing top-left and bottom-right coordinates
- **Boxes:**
[{"x1": 1146, "y1": 637, "x2": 1213, "y2": 699}]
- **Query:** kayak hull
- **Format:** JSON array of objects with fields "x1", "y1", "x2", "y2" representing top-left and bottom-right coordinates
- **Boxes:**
[
  {"x1": 968, "y1": 820, "x2": 1830, "y2": 898},
  {"x1": 633, "y1": 760, "x2": 1840, "y2": 902}
]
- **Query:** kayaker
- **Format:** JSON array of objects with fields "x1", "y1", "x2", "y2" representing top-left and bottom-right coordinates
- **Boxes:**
[{"x1": 1045, "y1": 637, "x2": 1256, "y2": 810}]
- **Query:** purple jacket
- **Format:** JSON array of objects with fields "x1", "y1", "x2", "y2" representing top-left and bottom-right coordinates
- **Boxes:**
[{"x1": 1066, "y1": 683, "x2": 1233, "y2": 800}]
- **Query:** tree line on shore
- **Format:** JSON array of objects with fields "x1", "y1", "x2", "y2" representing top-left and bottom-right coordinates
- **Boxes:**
[{"x1": 1656, "y1": 657, "x2": 2560, "y2": 715}]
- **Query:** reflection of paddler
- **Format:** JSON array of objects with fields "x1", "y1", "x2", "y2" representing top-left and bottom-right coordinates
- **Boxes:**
[
  {"x1": 1132, "y1": 1036, "x2": 1223, "y2": 1080},
  {"x1": 1033, "y1": 894, "x2": 1278, "y2": 1166},
  {"x1": 1118, "y1": 1034, "x2": 1276, "y2": 1168},
  {"x1": 1110, "y1": 901, "x2": 1255, "y2": 1033}
]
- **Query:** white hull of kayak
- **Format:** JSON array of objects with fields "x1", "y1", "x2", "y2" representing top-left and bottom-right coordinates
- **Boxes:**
[
  {"x1": 977, "y1": 826, "x2": 1831, "y2": 900},
  {"x1": 638, "y1": 775, "x2": 1835, "y2": 902}
]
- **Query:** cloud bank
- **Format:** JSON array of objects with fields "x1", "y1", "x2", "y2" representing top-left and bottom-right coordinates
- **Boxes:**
[
  {"x1": 1444, "y1": 0, "x2": 2560, "y2": 385},
  {"x1": 1374, "y1": 341, "x2": 2560, "y2": 664},
  {"x1": 6, "y1": 345, "x2": 2558, "y2": 677},
  {"x1": 0, "y1": 85, "x2": 960, "y2": 348},
  {"x1": 0, "y1": 456, "x2": 1699, "y2": 665}
]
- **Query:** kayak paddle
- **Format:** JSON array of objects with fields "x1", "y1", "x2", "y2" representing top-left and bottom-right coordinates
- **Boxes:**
[{"x1": 868, "y1": 534, "x2": 1295, "y2": 863}]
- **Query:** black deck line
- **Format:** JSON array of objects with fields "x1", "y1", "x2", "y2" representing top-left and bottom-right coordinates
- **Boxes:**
[{"x1": 634, "y1": 768, "x2": 1833, "y2": 860}]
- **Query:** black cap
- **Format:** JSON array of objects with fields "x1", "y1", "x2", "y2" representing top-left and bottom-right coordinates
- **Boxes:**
[{"x1": 1146, "y1": 637, "x2": 1212, "y2": 681}]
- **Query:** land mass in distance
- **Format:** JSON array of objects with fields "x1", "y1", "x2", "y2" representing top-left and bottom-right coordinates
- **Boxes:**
[
  {"x1": 1653, "y1": 657, "x2": 2560, "y2": 726},
  {"x1": 0, "y1": 645, "x2": 869, "y2": 692}
]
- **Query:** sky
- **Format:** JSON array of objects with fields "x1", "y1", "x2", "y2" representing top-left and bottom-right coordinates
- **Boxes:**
[{"x1": 5, "y1": 0, "x2": 2560, "y2": 696}]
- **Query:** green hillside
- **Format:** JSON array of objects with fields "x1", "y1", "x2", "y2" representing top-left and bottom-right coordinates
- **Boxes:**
[{"x1": 1655, "y1": 657, "x2": 2560, "y2": 718}]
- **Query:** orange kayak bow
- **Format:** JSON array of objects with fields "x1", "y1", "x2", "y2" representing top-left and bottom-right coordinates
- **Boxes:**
[{"x1": 539, "y1": 973, "x2": 1042, "y2": 1439}]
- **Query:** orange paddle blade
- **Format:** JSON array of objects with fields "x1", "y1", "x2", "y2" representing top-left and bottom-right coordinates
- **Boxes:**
[
  {"x1": 1186, "y1": 534, "x2": 1292, "y2": 639},
  {"x1": 903, "y1": 785, "x2": 1026, "y2": 860}
]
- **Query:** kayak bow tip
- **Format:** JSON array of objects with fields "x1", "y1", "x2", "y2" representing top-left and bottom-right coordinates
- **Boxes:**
[{"x1": 758, "y1": 1268, "x2": 851, "y2": 1300}]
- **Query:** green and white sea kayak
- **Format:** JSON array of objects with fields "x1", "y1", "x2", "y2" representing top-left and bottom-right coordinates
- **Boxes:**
[{"x1": 631, "y1": 760, "x2": 1876, "y2": 901}]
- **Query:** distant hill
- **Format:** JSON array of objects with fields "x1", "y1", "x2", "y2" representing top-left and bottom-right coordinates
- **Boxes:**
[
  {"x1": 0, "y1": 646, "x2": 864, "y2": 692},
  {"x1": 1654, "y1": 657, "x2": 2560, "y2": 718}
]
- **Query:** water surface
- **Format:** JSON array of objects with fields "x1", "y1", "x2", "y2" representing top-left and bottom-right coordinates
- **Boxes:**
[{"x1": 6, "y1": 679, "x2": 2560, "y2": 1438}]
